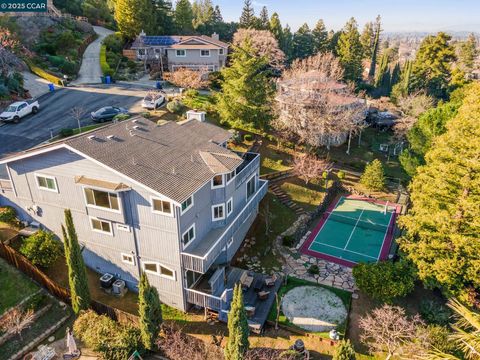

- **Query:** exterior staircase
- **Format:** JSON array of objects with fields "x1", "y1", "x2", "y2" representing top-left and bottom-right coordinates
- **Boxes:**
[{"x1": 269, "y1": 182, "x2": 306, "y2": 216}]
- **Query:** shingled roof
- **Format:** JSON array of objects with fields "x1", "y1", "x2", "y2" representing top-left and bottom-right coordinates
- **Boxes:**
[{"x1": 2, "y1": 118, "x2": 242, "y2": 203}]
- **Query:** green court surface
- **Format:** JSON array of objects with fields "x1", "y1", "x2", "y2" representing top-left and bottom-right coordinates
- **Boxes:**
[{"x1": 308, "y1": 197, "x2": 394, "y2": 264}]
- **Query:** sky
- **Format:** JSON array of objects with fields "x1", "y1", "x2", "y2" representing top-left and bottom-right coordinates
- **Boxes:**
[{"x1": 213, "y1": 0, "x2": 480, "y2": 33}]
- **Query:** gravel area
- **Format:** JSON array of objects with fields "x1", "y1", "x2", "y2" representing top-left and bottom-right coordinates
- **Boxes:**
[{"x1": 281, "y1": 285, "x2": 347, "y2": 332}]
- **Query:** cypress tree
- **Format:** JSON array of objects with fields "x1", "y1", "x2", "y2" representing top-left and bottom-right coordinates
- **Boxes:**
[
  {"x1": 312, "y1": 19, "x2": 329, "y2": 53},
  {"x1": 138, "y1": 272, "x2": 163, "y2": 350},
  {"x1": 174, "y1": 0, "x2": 194, "y2": 34},
  {"x1": 375, "y1": 52, "x2": 391, "y2": 96},
  {"x1": 224, "y1": 284, "x2": 249, "y2": 360},
  {"x1": 336, "y1": 17, "x2": 364, "y2": 82},
  {"x1": 63, "y1": 209, "x2": 90, "y2": 315},
  {"x1": 360, "y1": 159, "x2": 385, "y2": 191},
  {"x1": 368, "y1": 15, "x2": 382, "y2": 82},
  {"x1": 239, "y1": 0, "x2": 255, "y2": 29},
  {"x1": 390, "y1": 62, "x2": 401, "y2": 87},
  {"x1": 360, "y1": 21, "x2": 374, "y2": 58}
]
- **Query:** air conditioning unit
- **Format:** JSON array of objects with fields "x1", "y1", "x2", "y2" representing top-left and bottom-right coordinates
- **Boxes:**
[
  {"x1": 100, "y1": 273, "x2": 115, "y2": 289},
  {"x1": 112, "y1": 279, "x2": 126, "y2": 295}
]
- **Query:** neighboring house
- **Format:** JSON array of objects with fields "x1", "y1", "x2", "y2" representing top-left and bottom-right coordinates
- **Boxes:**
[
  {"x1": 0, "y1": 117, "x2": 267, "y2": 315},
  {"x1": 129, "y1": 32, "x2": 228, "y2": 72}
]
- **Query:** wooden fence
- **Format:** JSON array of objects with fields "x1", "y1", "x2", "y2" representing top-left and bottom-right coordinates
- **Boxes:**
[{"x1": 0, "y1": 239, "x2": 139, "y2": 326}]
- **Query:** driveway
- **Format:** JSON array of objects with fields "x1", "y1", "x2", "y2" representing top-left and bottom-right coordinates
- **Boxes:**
[
  {"x1": 73, "y1": 26, "x2": 114, "y2": 85},
  {"x1": 0, "y1": 84, "x2": 144, "y2": 158}
]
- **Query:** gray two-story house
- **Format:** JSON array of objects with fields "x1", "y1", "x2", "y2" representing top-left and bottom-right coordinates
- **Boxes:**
[{"x1": 0, "y1": 117, "x2": 267, "y2": 315}]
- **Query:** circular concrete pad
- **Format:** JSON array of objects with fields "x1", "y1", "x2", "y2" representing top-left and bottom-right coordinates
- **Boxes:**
[{"x1": 281, "y1": 286, "x2": 347, "y2": 332}]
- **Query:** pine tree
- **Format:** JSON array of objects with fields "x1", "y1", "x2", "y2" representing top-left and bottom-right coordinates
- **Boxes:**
[
  {"x1": 312, "y1": 19, "x2": 329, "y2": 53},
  {"x1": 269, "y1": 12, "x2": 283, "y2": 45},
  {"x1": 239, "y1": 0, "x2": 255, "y2": 29},
  {"x1": 282, "y1": 24, "x2": 294, "y2": 61},
  {"x1": 368, "y1": 15, "x2": 382, "y2": 82},
  {"x1": 328, "y1": 30, "x2": 341, "y2": 56},
  {"x1": 192, "y1": 0, "x2": 214, "y2": 32},
  {"x1": 153, "y1": 0, "x2": 175, "y2": 35},
  {"x1": 411, "y1": 32, "x2": 456, "y2": 99},
  {"x1": 333, "y1": 339, "x2": 356, "y2": 360},
  {"x1": 336, "y1": 17, "x2": 364, "y2": 82},
  {"x1": 138, "y1": 272, "x2": 163, "y2": 350},
  {"x1": 115, "y1": 0, "x2": 156, "y2": 39},
  {"x1": 292, "y1": 23, "x2": 314, "y2": 59},
  {"x1": 216, "y1": 39, "x2": 273, "y2": 130},
  {"x1": 360, "y1": 159, "x2": 385, "y2": 191},
  {"x1": 63, "y1": 209, "x2": 90, "y2": 315},
  {"x1": 212, "y1": 5, "x2": 223, "y2": 23},
  {"x1": 360, "y1": 21, "x2": 374, "y2": 58},
  {"x1": 224, "y1": 284, "x2": 249, "y2": 360},
  {"x1": 458, "y1": 33, "x2": 478, "y2": 73},
  {"x1": 174, "y1": 0, "x2": 194, "y2": 34},
  {"x1": 398, "y1": 84, "x2": 480, "y2": 303},
  {"x1": 258, "y1": 6, "x2": 269, "y2": 30}
]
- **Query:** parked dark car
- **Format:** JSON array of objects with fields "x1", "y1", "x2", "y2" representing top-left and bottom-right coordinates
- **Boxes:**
[{"x1": 91, "y1": 106, "x2": 128, "y2": 122}]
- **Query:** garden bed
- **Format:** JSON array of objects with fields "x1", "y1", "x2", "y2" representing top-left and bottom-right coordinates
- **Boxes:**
[{"x1": 268, "y1": 276, "x2": 351, "y2": 338}]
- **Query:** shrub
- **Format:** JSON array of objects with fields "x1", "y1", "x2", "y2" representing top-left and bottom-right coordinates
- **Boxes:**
[
  {"x1": 352, "y1": 260, "x2": 417, "y2": 303},
  {"x1": 422, "y1": 325, "x2": 455, "y2": 353},
  {"x1": 0, "y1": 84, "x2": 9, "y2": 98},
  {"x1": 419, "y1": 300, "x2": 452, "y2": 326},
  {"x1": 184, "y1": 89, "x2": 199, "y2": 98},
  {"x1": 26, "y1": 292, "x2": 47, "y2": 312},
  {"x1": 60, "y1": 128, "x2": 74, "y2": 137},
  {"x1": 333, "y1": 339, "x2": 356, "y2": 360},
  {"x1": 26, "y1": 61, "x2": 64, "y2": 86},
  {"x1": 20, "y1": 230, "x2": 62, "y2": 268},
  {"x1": 308, "y1": 264, "x2": 319, "y2": 275},
  {"x1": 47, "y1": 55, "x2": 66, "y2": 67},
  {"x1": 59, "y1": 61, "x2": 77, "y2": 76},
  {"x1": 166, "y1": 100, "x2": 183, "y2": 114},
  {"x1": 113, "y1": 113, "x2": 130, "y2": 122},
  {"x1": 103, "y1": 33, "x2": 124, "y2": 53},
  {"x1": 74, "y1": 310, "x2": 144, "y2": 360},
  {"x1": 337, "y1": 170, "x2": 346, "y2": 180},
  {"x1": 282, "y1": 235, "x2": 294, "y2": 247},
  {"x1": 55, "y1": 30, "x2": 76, "y2": 50},
  {"x1": 141, "y1": 111, "x2": 152, "y2": 119},
  {"x1": 100, "y1": 45, "x2": 113, "y2": 77},
  {"x1": 127, "y1": 60, "x2": 137, "y2": 70},
  {"x1": 208, "y1": 71, "x2": 223, "y2": 90},
  {"x1": 360, "y1": 159, "x2": 386, "y2": 191},
  {"x1": 0, "y1": 206, "x2": 16, "y2": 224},
  {"x1": 244, "y1": 134, "x2": 253, "y2": 142}
]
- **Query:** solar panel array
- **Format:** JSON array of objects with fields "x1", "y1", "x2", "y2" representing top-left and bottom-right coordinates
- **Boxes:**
[{"x1": 142, "y1": 36, "x2": 180, "y2": 46}]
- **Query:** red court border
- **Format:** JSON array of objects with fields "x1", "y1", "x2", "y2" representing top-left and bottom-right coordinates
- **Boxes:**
[{"x1": 300, "y1": 194, "x2": 402, "y2": 268}]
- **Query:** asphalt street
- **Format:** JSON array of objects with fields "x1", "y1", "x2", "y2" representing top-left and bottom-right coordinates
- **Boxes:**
[{"x1": 0, "y1": 84, "x2": 146, "y2": 157}]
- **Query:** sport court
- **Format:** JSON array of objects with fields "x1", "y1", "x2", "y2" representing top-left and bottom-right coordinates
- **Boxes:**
[{"x1": 302, "y1": 196, "x2": 398, "y2": 266}]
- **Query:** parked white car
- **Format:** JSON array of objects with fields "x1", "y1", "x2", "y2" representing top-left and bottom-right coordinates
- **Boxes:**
[
  {"x1": 0, "y1": 100, "x2": 40, "y2": 123},
  {"x1": 142, "y1": 91, "x2": 165, "y2": 110}
]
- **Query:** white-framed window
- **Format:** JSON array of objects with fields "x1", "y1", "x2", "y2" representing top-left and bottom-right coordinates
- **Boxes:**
[
  {"x1": 117, "y1": 224, "x2": 131, "y2": 232},
  {"x1": 176, "y1": 49, "x2": 186, "y2": 57},
  {"x1": 84, "y1": 188, "x2": 120, "y2": 212},
  {"x1": 121, "y1": 253, "x2": 135, "y2": 265},
  {"x1": 211, "y1": 174, "x2": 224, "y2": 189},
  {"x1": 35, "y1": 174, "x2": 58, "y2": 192},
  {"x1": 151, "y1": 197, "x2": 173, "y2": 216},
  {"x1": 182, "y1": 224, "x2": 195, "y2": 247},
  {"x1": 90, "y1": 217, "x2": 113, "y2": 235},
  {"x1": 212, "y1": 204, "x2": 225, "y2": 221},
  {"x1": 219, "y1": 48, "x2": 224, "y2": 55},
  {"x1": 226, "y1": 198, "x2": 233, "y2": 217},
  {"x1": 143, "y1": 261, "x2": 175, "y2": 280},
  {"x1": 200, "y1": 49, "x2": 210, "y2": 57},
  {"x1": 246, "y1": 175, "x2": 256, "y2": 199},
  {"x1": 181, "y1": 196, "x2": 193, "y2": 214},
  {"x1": 227, "y1": 237, "x2": 234, "y2": 248},
  {"x1": 225, "y1": 170, "x2": 235, "y2": 184}
]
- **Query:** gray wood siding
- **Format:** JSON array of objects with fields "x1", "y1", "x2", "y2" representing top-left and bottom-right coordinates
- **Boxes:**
[
  {"x1": 2, "y1": 148, "x2": 187, "y2": 311},
  {"x1": 166, "y1": 48, "x2": 225, "y2": 70}
]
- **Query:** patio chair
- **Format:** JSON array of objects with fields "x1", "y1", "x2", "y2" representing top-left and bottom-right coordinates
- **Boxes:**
[
  {"x1": 257, "y1": 290, "x2": 270, "y2": 300},
  {"x1": 240, "y1": 271, "x2": 254, "y2": 289},
  {"x1": 265, "y1": 274, "x2": 277, "y2": 287}
]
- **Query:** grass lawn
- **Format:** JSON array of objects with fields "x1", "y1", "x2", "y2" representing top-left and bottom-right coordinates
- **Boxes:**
[
  {"x1": 268, "y1": 276, "x2": 351, "y2": 338},
  {"x1": 233, "y1": 193, "x2": 297, "y2": 272},
  {"x1": 280, "y1": 177, "x2": 327, "y2": 212},
  {"x1": 0, "y1": 257, "x2": 39, "y2": 314},
  {"x1": 323, "y1": 128, "x2": 409, "y2": 182},
  {"x1": 259, "y1": 141, "x2": 293, "y2": 175}
]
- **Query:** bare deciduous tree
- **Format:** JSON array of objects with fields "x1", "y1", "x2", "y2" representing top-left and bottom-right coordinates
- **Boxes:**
[
  {"x1": 392, "y1": 115, "x2": 417, "y2": 140},
  {"x1": 397, "y1": 92, "x2": 434, "y2": 118},
  {"x1": 293, "y1": 153, "x2": 331, "y2": 185},
  {"x1": 70, "y1": 106, "x2": 86, "y2": 134},
  {"x1": 274, "y1": 52, "x2": 367, "y2": 151},
  {"x1": 0, "y1": 308, "x2": 35, "y2": 340},
  {"x1": 233, "y1": 29, "x2": 285, "y2": 70},
  {"x1": 165, "y1": 68, "x2": 209, "y2": 90},
  {"x1": 359, "y1": 304, "x2": 424, "y2": 360}
]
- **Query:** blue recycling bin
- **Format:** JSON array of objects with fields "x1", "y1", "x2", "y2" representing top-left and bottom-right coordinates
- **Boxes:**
[
  {"x1": 48, "y1": 83, "x2": 55, "y2": 92},
  {"x1": 105, "y1": 75, "x2": 111, "y2": 84},
  {"x1": 156, "y1": 81, "x2": 162, "y2": 89}
]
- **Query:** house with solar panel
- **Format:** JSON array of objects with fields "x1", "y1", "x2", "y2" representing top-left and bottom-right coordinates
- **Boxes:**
[
  {"x1": 128, "y1": 32, "x2": 228, "y2": 72},
  {"x1": 0, "y1": 115, "x2": 281, "y2": 330}
]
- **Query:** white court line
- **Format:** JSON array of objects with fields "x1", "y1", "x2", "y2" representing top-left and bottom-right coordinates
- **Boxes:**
[
  {"x1": 343, "y1": 207, "x2": 366, "y2": 250},
  {"x1": 376, "y1": 210, "x2": 395, "y2": 260},
  {"x1": 311, "y1": 240, "x2": 377, "y2": 260}
]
